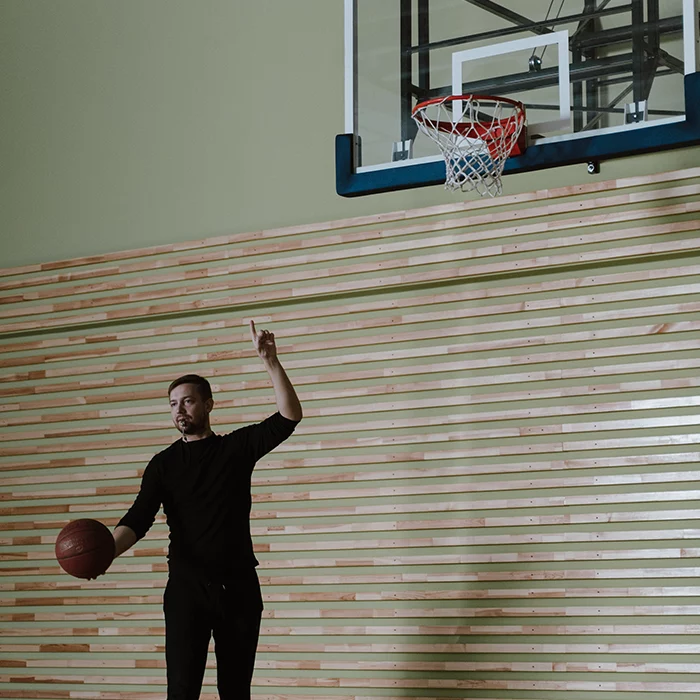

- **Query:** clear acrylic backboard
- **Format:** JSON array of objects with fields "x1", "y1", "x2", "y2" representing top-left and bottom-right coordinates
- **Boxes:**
[{"x1": 337, "y1": 0, "x2": 700, "y2": 196}]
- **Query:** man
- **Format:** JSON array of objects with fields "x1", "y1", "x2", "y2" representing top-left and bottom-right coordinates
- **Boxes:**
[{"x1": 112, "y1": 320, "x2": 302, "y2": 700}]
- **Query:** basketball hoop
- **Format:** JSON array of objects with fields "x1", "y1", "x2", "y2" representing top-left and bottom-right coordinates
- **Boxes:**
[{"x1": 412, "y1": 94, "x2": 526, "y2": 197}]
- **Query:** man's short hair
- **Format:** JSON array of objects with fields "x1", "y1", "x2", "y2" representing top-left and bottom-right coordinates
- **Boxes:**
[{"x1": 167, "y1": 374, "x2": 213, "y2": 401}]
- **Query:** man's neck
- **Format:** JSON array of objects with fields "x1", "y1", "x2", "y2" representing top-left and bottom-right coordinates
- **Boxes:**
[{"x1": 181, "y1": 429, "x2": 213, "y2": 442}]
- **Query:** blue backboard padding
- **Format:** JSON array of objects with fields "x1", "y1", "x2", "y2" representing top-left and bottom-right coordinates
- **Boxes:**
[
  {"x1": 335, "y1": 137, "x2": 446, "y2": 196},
  {"x1": 337, "y1": 72, "x2": 700, "y2": 198}
]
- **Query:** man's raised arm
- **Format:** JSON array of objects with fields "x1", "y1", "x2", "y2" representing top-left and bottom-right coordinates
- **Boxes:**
[{"x1": 250, "y1": 320, "x2": 303, "y2": 422}]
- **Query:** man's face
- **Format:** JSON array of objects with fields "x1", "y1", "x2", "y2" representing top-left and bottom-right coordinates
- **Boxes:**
[{"x1": 168, "y1": 384, "x2": 213, "y2": 436}]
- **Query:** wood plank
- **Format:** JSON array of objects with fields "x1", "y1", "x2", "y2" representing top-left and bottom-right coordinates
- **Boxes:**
[
  {"x1": 3, "y1": 468, "x2": 699, "y2": 505},
  {"x1": 254, "y1": 641, "x2": 700, "y2": 654},
  {"x1": 0, "y1": 415, "x2": 697, "y2": 473},
  {"x1": 3, "y1": 233, "x2": 700, "y2": 334},
  {"x1": 1, "y1": 481, "x2": 698, "y2": 521},
  {"x1": 4, "y1": 373, "x2": 700, "y2": 432},
  {"x1": 2, "y1": 673, "x2": 700, "y2": 692},
  {"x1": 0, "y1": 563, "x2": 697, "y2": 582},
  {"x1": 3, "y1": 260, "x2": 700, "y2": 359},
  {"x1": 4, "y1": 327, "x2": 700, "y2": 392},
  {"x1": 4, "y1": 545, "x2": 700, "y2": 575},
  {"x1": 3, "y1": 165, "x2": 698, "y2": 279},
  {"x1": 3, "y1": 414, "x2": 699, "y2": 478},
  {"x1": 4, "y1": 389, "x2": 700, "y2": 443},
  {"x1": 4, "y1": 299, "x2": 700, "y2": 377},
  {"x1": 3, "y1": 425, "x2": 699, "y2": 460},
  {"x1": 5, "y1": 594, "x2": 700, "y2": 616},
  {"x1": 3, "y1": 195, "x2": 699, "y2": 304},
  {"x1": 7, "y1": 527, "x2": 700, "y2": 563},
  {"x1": 3, "y1": 658, "x2": 700, "y2": 674},
  {"x1": 1, "y1": 503, "x2": 697, "y2": 540},
  {"x1": 5, "y1": 388, "x2": 700, "y2": 443},
  {"x1": 2, "y1": 216, "x2": 699, "y2": 318},
  {"x1": 1, "y1": 583, "x2": 698, "y2": 599}
]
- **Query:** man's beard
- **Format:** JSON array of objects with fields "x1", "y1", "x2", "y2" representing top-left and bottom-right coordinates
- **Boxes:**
[{"x1": 176, "y1": 415, "x2": 204, "y2": 434}]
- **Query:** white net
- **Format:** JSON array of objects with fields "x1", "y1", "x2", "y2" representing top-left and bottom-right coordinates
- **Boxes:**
[{"x1": 412, "y1": 95, "x2": 525, "y2": 197}]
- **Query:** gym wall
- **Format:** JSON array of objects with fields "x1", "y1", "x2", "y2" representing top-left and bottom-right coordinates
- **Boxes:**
[
  {"x1": 2, "y1": 166, "x2": 700, "y2": 698},
  {"x1": 3, "y1": 1, "x2": 700, "y2": 270}
]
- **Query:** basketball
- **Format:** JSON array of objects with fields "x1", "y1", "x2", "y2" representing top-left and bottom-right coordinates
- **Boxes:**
[{"x1": 55, "y1": 519, "x2": 115, "y2": 579}]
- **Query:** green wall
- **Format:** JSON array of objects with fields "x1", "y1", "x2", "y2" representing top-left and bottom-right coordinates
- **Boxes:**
[{"x1": 1, "y1": 0, "x2": 699, "y2": 268}]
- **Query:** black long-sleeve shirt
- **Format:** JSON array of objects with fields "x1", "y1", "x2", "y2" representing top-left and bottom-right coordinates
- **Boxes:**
[{"x1": 118, "y1": 412, "x2": 298, "y2": 579}]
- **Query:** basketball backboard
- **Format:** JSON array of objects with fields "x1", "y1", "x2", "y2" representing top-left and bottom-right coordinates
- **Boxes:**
[{"x1": 337, "y1": 0, "x2": 700, "y2": 196}]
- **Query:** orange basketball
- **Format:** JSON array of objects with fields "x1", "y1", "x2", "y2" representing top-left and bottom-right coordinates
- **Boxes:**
[{"x1": 55, "y1": 519, "x2": 115, "y2": 579}]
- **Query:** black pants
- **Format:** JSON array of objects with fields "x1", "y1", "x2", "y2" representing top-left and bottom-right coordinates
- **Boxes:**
[{"x1": 163, "y1": 569, "x2": 263, "y2": 700}]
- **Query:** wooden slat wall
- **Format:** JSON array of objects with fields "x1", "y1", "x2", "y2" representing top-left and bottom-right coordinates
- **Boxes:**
[{"x1": 1, "y1": 166, "x2": 700, "y2": 699}]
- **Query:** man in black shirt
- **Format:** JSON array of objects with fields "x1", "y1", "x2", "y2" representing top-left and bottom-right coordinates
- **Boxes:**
[{"x1": 112, "y1": 320, "x2": 302, "y2": 700}]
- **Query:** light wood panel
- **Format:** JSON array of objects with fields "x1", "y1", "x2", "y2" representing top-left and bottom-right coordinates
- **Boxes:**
[
  {"x1": 1, "y1": 193, "x2": 698, "y2": 307},
  {"x1": 2, "y1": 165, "x2": 697, "y2": 280},
  {"x1": 2, "y1": 168, "x2": 700, "y2": 699}
]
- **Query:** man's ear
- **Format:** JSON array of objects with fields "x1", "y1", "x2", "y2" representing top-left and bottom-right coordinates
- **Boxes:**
[{"x1": 205, "y1": 398, "x2": 214, "y2": 414}]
